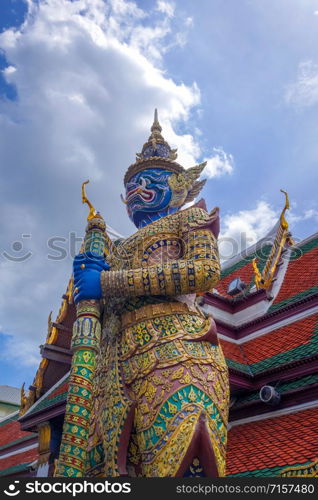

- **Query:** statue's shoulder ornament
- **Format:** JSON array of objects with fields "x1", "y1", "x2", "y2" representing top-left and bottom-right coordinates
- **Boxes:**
[{"x1": 179, "y1": 205, "x2": 220, "y2": 239}]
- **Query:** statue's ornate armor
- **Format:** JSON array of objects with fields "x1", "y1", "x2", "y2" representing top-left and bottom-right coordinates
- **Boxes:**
[
  {"x1": 56, "y1": 111, "x2": 230, "y2": 478},
  {"x1": 87, "y1": 205, "x2": 229, "y2": 477}
]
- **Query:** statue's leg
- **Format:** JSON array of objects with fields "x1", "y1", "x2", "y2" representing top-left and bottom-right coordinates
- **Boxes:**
[
  {"x1": 125, "y1": 355, "x2": 229, "y2": 477},
  {"x1": 121, "y1": 312, "x2": 230, "y2": 477}
]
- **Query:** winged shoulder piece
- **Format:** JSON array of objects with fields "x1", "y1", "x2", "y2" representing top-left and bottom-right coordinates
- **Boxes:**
[{"x1": 184, "y1": 161, "x2": 207, "y2": 204}]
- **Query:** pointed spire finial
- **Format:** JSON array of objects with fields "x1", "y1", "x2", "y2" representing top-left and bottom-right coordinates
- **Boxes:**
[
  {"x1": 133, "y1": 109, "x2": 178, "y2": 164},
  {"x1": 151, "y1": 108, "x2": 162, "y2": 135}
]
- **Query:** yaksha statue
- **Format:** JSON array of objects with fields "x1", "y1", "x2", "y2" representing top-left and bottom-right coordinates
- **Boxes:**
[{"x1": 60, "y1": 111, "x2": 229, "y2": 478}]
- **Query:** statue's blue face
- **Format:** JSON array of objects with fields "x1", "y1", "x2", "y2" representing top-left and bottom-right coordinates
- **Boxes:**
[{"x1": 125, "y1": 169, "x2": 175, "y2": 228}]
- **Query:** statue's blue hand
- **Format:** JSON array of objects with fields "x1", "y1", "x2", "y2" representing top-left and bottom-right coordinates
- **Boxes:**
[{"x1": 73, "y1": 251, "x2": 110, "y2": 304}]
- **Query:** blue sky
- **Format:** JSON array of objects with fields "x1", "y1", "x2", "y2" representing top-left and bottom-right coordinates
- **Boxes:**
[
  {"x1": 0, "y1": 0, "x2": 317, "y2": 390},
  {"x1": 160, "y1": 0, "x2": 318, "y2": 234},
  {"x1": 0, "y1": 0, "x2": 27, "y2": 99}
]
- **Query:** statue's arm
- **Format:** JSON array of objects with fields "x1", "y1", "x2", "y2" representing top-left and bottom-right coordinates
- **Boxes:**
[{"x1": 101, "y1": 228, "x2": 220, "y2": 298}]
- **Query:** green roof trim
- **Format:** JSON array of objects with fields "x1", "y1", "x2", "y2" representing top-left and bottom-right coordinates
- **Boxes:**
[
  {"x1": 221, "y1": 259, "x2": 250, "y2": 280},
  {"x1": 249, "y1": 319, "x2": 318, "y2": 374},
  {"x1": 277, "y1": 372, "x2": 318, "y2": 391},
  {"x1": 225, "y1": 358, "x2": 252, "y2": 374},
  {"x1": 269, "y1": 286, "x2": 318, "y2": 313},
  {"x1": 0, "y1": 434, "x2": 37, "y2": 452},
  {"x1": 221, "y1": 245, "x2": 272, "y2": 280},
  {"x1": 26, "y1": 389, "x2": 68, "y2": 416},
  {"x1": 218, "y1": 244, "x2": 273, "y2": 301},
  {"x1": 227, "y1": 460, "x2": 315, "y2": 477},
  {"x1": 25, "y1": 376, "x2": 69, "y2": 417},
  {"x1": 266, "y1": 235, "x2": 318, "y2": 313},
  {"x1": 224, "y1": 317, "x2": 318, "y2": 375},
  {"x1": 0, "y1": 412, "x2": 19, "y2": 428},
  {"x1": 0, "y1": 462, "x2": 32, "y2": 477},
  {"x1": 233, "y1": 373, "x2": 318, "y2": 407},
  {"x1": 290, "y1": 236, "x2": 318, "y2": 261},
  {"x1": 227, "y1": 465, "x2": 284, "y2": 477}
]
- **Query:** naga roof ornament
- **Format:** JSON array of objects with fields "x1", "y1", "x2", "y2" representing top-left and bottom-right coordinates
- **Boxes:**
[{"x1": 253, "y1": 189, "x2": 294, "y2": 290}]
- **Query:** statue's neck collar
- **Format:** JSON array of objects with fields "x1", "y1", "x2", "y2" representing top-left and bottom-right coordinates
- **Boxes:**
[{"x1": 137, "y1": 207, "x2": 178, "y2": 228}]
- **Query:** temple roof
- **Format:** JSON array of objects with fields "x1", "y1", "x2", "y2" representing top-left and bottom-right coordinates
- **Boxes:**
[
  {"x1": 215, "y1": 230, "x2": 318, "y2": 305},
  {"x1": 19, "y1": 278, "x2": 75, "y2": 417},
  {"x1": 214, "y1": 192, "x2": 296, "y2": 300},
  {"x1": 221, "y1": 312, "x2": 318, "y2": 375},
  {"x1": 0, "y1": 412, "x2": 37, "y2": 477},
  {"x1": 0, "y1": 449, "x2": 37, "y2": 477},
  {"x1": 0, "y1": 386, "x2": 20, "y2": 406},
  {"x1": 226, "y1": 408, "x2": 318, "y2": 476},
  {"x1": 21, "y1": 372, "x2": 69, "y2": 420},
  {"x1": 269, "y1": 233, "x2": 318, "y2": 313},
  {"x1": 232, "y1": 372, "x2": 318, "y2": 409},
  {"x1": 215, "y1": 243, "x2": 272, "y2": 299}
]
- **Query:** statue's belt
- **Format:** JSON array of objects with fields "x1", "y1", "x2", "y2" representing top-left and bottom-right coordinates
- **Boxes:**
[{"x1": 121, "y1": 301, "x2": 201, "y2": 329}]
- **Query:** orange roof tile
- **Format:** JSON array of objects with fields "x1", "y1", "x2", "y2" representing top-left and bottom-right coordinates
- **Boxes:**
[
  {"x1": 274, "y1": 243, "x2": 318, "y2": 305},
  {"x1": 0, "y1": 448, "x2": 38, "y2": 472},
  {"x1": 219, "y1": 339, "x2": 247, "y2": 364},
  {"x1": 242, "y1": 314, "x2": 318, "y2": 363},
  {"x1": 216, "y1": 262, "x2": 254, "y2": 298},
  {"x1": 48, "y1": 382, "x2": 68, "y2": 400},
  {"x1": 0, "y1": 417, "x2": 33, "y2": 448},
  {"x1": 226, "y1": 408, "x2": 318, "y2": 475}
]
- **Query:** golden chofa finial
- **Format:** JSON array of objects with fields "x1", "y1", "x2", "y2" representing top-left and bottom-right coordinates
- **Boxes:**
[
  {"x1": 253, "y1": 189, "x2": 294, "y2": 290},
  {"x1": 280, "y1": 189, "x2": 290, "y2": 230},
  {"x1": 19, "y1": 382, "x2": 28, "y2": 416},
  {"x1": 20, "y1": 383, "x2": 27, "y2": 406},
  {"x1": 82, "y1": 180, "x2": 97, "y2": 221}
]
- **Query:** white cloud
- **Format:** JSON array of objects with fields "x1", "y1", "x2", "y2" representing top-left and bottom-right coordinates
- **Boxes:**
[
  {"x1": 110, "y1": 0, "x2": 145, "y2": 19},
  {"x1": 219, "y1": 201, "x2": 278, "y2": 260},
  {"x1": 156, "y1": 1, "x2": 175, "y2": 18},
  {"x1": 185, "y1": 17, "x2": 193, "y2": 27},
  {"x1": 204, "y1": 147, "x2": 234, "y2": 178},
  {"x1": 303, "y1": 208, "x2": 318, "y2": 221},
  {"x1": 285, "y1": 60, "x2": 318, "y2": 108},
  {"x1": 218, "y1": 200, "x2": 318, "y2": 261},
  {"x1": 0, "y1": 0, "x2": 233, "y2": 372},
  {"x1": 3, "y1": 65, "x2": 16, "y2": 75}
]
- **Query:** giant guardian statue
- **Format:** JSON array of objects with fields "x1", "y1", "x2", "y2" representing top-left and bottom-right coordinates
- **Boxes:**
[{"x1": 56, "y1": 111, "x2": 229, "y2": 478}]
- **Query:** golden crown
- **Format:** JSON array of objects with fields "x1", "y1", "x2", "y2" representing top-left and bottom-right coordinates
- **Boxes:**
[{"x1": 124, "y1": 110, "x2": 207, "y2": 207}]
